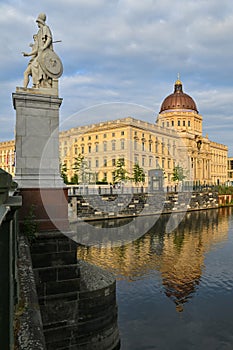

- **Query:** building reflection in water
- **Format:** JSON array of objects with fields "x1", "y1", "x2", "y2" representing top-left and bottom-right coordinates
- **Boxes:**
[{"x1": 76, "y1": 207, "x2": 231, "y2": 312}]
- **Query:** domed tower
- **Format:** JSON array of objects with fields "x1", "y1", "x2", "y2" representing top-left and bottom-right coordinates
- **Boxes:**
[{"x1": 157, "y1": 77, "x2": 202, "y2": 136}]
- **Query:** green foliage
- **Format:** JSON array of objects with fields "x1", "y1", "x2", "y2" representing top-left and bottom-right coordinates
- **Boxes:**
[
  {"x1": 132, "y1": 163, "x2": 145, "y2": 185},
  {"x1": 23, "y1": 205, "x2": 38, "y2": 243},
  {"x1": 72, "y1": 153, "x2": 95, "y2": 183},
  {"x1": 114, "y1": 158, "x2": 129, "y2": 183},
  {"x1": 72, "y1": 153, "x2": 84, "y2": 184},
  {"x1": 215, "y1": 185, "x2": 233, "y2": 195},
  {"x1": 73, "y1": 153, "x2": 85, "y2": 172},
  {"x1": 172, "y1": 165, "x2": 186, "y2": 182},
  {"x1": 60, "y1": 162, "x2": 68, "y2": 184},
  {"x1": 96, "y1": 180, "x2": 108, "y2": 185},
  {"x1": 70, "y1": 173, "x2": 79, "y2": 185}
]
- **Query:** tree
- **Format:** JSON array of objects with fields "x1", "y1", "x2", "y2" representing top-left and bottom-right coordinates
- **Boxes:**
[
  {"x1": 73, "y1": 153, "x2": 84, "y2": 172},
  {"x1": 72, "y1": 153, "x2": 94, "y2": 184},
  {"x1": 172, "y1": 165, "x2": 186, "y2": 182},
  {"x1": 60, "y1": 162, "x2": 68, "y2": 184},
  {"x1": 70, "y1": 173, "x2": 79, "y2": 184},
  {"x1": 132, "y1": 163, "x2": 145, "y2": 185},
  {"x1": 72, "y1": 153, "x2": 85, "y2": 184},
  {"x1": 114, "y1": 158, "x2": 128, "y2": 183}
]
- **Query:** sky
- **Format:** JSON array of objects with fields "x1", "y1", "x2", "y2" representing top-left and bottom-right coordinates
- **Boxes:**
[{"x1": 1, "y1": 0, "x2": 233, "y2": 155}]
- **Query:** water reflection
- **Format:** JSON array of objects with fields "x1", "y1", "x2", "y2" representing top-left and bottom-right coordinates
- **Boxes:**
[{"x1": 77, "y1": 208, "x2": 231, "y2": 311}]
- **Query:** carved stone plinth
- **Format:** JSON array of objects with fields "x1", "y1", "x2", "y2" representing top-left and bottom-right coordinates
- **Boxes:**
[{"x1": 13, "y1": 90, "x2": 69, "y2": 232}]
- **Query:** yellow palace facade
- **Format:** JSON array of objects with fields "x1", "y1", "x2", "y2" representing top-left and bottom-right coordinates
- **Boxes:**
[
  {"x1": 59, "y1": 78, "x2": 228, "y2": 186},
  {"x1": 0, "y1": 140, "x2": 15, "y2": 175},
  {"x1": 0, "y1": 78, "x2": 228, "y2": 186},
  {"x1": 59, "y1": 116, "x2": 181, "y2": 185}
]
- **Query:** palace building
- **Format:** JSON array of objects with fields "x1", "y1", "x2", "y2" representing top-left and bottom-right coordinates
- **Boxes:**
[
  {"x1": 59, "y1": 116, "x2": 181, "y2": 186},
  {"x1": 228, "y1": 157, "x2": 233, "y2": 184},
  {"x1": 59, "y1": 78, "x2": 228, "y2": 186},
  {"x1": 156, "y1": 78, "x2": 228, "y2": 185},
  {"x1": 0, "y1": 140, "x2": 15, "y2": 175},
  {"x1": 0, "y1": 78, "x2": 228, "y2": 186}
]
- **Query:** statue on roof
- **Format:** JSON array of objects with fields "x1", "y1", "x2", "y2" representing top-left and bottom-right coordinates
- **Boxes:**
[{"x1": 22, "y1": 13, "x2": 63, "y2": 89}]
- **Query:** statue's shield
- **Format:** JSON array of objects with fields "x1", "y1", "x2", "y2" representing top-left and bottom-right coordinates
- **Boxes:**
[{"x1": 38, "y1": 49, "x2": 63, "y2": 79}]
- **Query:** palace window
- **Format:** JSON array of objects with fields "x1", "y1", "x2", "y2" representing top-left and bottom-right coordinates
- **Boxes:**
[{"x1": 162, "y1": 138, "x2": 165, "y2": 153}]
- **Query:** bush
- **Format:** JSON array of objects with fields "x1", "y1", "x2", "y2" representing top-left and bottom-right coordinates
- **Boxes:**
[{"x1": 215, "y1": 186, "x2": 233, "y2": 195}]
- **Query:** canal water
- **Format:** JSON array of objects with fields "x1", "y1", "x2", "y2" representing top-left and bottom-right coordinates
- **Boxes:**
[{"x1": 75, "y1": 207, "x2": 233, "y2": 350}]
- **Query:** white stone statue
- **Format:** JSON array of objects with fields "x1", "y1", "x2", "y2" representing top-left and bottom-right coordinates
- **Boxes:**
[{"x1": 22, "y1": 13, "x2": 63, "y2": 89}]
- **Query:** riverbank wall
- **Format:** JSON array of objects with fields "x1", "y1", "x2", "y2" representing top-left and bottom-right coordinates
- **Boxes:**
[
  {"x1": 69, "y1": 191, "x2": 219, "y2": 221},
  {"x1": 16, "y1": 232, "x2": 120, "y2": 350}
]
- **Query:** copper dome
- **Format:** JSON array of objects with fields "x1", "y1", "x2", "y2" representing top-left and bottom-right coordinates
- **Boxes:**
[{"x1": 160, "y1": 79, "x2": 198, "y2": 113}]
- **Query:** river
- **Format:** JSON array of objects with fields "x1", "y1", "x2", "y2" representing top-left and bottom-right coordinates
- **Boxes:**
[{"x1": 74, "y1": 207, "x2": 233, "y2": 350}]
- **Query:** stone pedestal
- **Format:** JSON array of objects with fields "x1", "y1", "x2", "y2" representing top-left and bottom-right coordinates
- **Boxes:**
[{"x1": 13, "y1": 89, "x2": 69, "y2": 231}]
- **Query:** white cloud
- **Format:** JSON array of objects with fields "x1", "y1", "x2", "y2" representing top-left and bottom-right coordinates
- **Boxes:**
[{"x1": 0, "y1": 0, "x2": 233, "y2": 153}]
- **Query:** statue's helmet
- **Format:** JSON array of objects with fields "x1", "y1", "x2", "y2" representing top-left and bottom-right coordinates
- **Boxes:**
[{"x1": 36, "y1": 13, "x2": 46, "y2": 25}]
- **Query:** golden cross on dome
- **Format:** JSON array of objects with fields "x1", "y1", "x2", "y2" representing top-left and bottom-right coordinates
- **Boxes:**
[{"x1": 175, "y1": 73, "x2": 182, "y2": 85}]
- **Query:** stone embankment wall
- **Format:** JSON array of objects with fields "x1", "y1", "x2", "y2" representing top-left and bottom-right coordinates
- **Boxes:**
[
  {"x1": 17, "y1": 232, "x2": 120, "y2": 350},
  {"x1": 16, "y1": 235, "x2": 46, "y2": 350},
  {"x1": 218, "y1": 194, "x2": 233, "y2": 206},
  {"x1": 69, "y1": 191, "x2": 219, "y2": 221}
]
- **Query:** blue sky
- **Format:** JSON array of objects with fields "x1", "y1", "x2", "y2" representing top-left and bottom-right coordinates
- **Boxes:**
[{"x1": 1, "y1": 0, "x2": 233, "y2": 155}]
